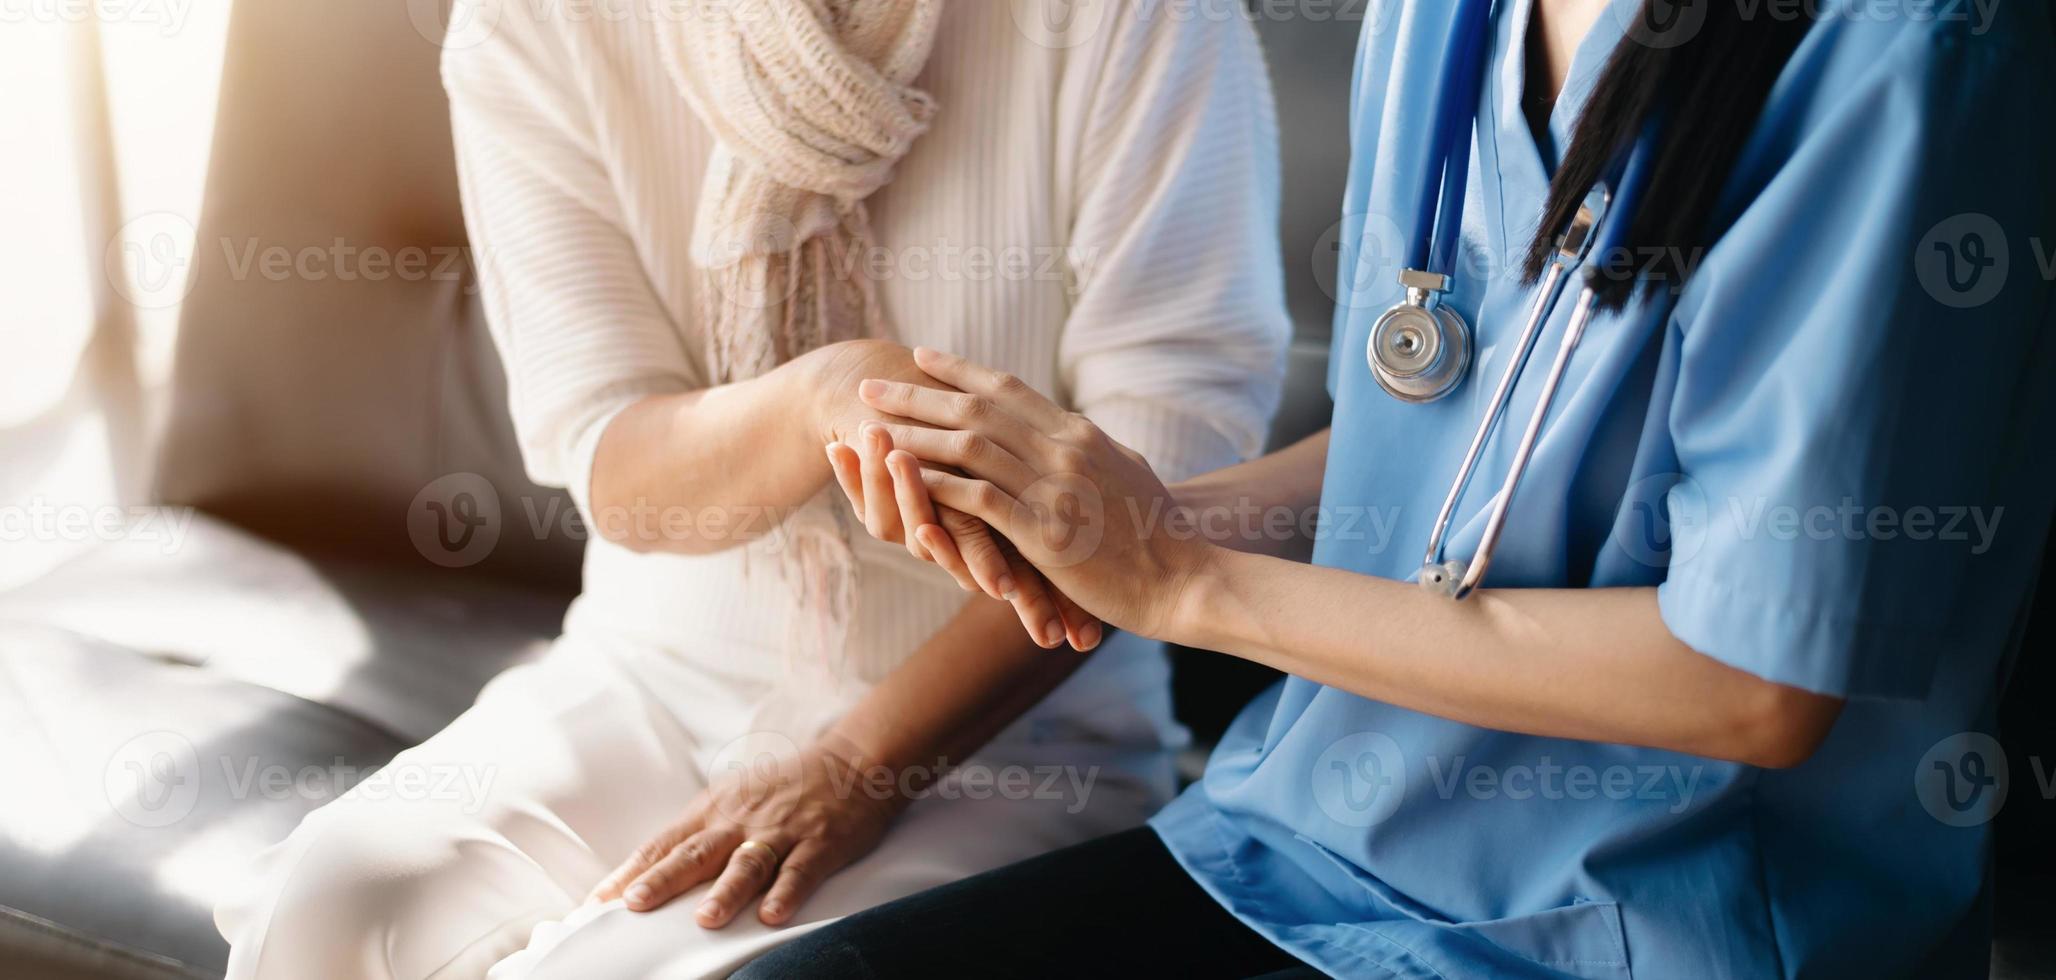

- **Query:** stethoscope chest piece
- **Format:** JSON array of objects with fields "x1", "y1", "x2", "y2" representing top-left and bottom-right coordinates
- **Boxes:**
[{"x1": 1369, "y1": 269, "x2": 1471, "y2": 403}]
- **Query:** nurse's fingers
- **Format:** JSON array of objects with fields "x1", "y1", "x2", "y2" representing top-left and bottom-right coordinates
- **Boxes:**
[
  {"x1": 757, "y1": 838, "x2": 837, "y2": 925},
  {"x1": 862, "y1": 436, "x2": 986, "y2": 594},
  {"x1": 856, "y1": 381, "x2": 1047, "y2": 467},
  {"x1": 917, "y1": 470, "x2": 1029, "y2": 548},
  {"x1": 873, "y1": 423, "x2": 1039, "y2": 497},
  {"x1": 857, "y1": 423, "x2": 906, "y2": 548},
  {"x1": 910, "y1": 347, "x2": 1069, "y2": 431},
  {"x1": 825, "y1": 442, "x2": 865, "y2": 513},
  {"x1": 922, "y1": 521, "x2": 1058, "y2": 641},
  {"x1": 619, "y1": 825, "x2": 742, "y2": 912},
  {"x1": 695, "y1": 835, "x2": 790, "y2": 928},
  {"x1": 990, "y1": 533, "x2": 1094, "y2": 651},
  {"x1": 920, "y1": 508, "x2": 992, "y2": 596},
  {"x1": 904, "y1": 472, "x2": 1017, "y2": 602},
  {"x1": 918, "y1": 473, "x2": 1074, "y2": 650}
]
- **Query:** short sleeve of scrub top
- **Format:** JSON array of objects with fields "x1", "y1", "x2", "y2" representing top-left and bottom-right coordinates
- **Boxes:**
[
  {"x1": 1153, "y1": 4, "x2": 2056, "y2": 979},
  {"x1": 1651, "y1": 23, "x2": 2052, "y2": 702}
]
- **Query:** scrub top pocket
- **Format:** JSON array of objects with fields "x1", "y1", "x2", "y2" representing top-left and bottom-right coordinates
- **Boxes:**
[{"x1": 1298, "y1": 835, "x2": 1632, "y2": 980}]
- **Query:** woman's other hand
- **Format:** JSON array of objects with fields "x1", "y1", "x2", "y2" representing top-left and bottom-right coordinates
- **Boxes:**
[
  {"x1": 586, "y1": 738, "x2": 896, "y2": 928},
  {"x1": 855, "y1": 347, "x2": 1213, "y2": 639}
]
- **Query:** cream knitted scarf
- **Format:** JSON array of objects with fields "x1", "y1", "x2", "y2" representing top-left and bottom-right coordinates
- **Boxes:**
[
  {"x1": 658, "y1": 0, "x2": 943, "y2": 681},
  {"x1": 659, "y1": 0, "x2": 942, "y2": 380}
]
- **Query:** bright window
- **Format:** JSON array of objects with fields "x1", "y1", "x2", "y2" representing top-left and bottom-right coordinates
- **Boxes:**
[{"x1": 0, "y1": 4, "x2": 230, "y2": 588}]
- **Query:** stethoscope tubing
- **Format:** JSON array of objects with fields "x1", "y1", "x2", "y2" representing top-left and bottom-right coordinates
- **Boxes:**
[
  {"x1": 1408, "y1": 0, "x2": 1499, "y2": 274},
  {"x1": 1450, "y1": 289, "x2": 1603, "y2": 599},
  {"x1": 1412, "y1": 96, "x2": 1665, "y2": 598},
  {"x1": 1421, "y1": 259, "x2": 1571, "y2": 576}
]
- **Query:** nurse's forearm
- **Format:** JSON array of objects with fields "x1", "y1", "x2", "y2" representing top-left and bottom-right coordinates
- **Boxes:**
[
  {"x1": 1171, "y1": 550, "x2": 1844, "y2": 768},
  {"x1": 1171, "y1": 429, "x2": 1331, "y2": 561},
  {"x1": 825, "y1": 597, "x2": 1089, "y2": 792}
]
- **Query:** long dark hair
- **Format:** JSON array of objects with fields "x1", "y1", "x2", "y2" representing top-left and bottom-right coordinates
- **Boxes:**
[{"x1": 1523, "y1": 2, "x2": 1814, "y2": 309}]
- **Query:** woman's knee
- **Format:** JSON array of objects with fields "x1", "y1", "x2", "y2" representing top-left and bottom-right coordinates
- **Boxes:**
[
  {"x1": 220, "y1": 803, "x2": 521, "y2": 979},
  {"x1": 223, "y1": 809, "x2": 425, "y2": 941}
]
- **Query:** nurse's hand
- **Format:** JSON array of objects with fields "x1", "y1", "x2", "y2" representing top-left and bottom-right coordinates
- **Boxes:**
[
  {"x1": 853, "y1": 347, "x2": 1210, "y2": 639},
  {"x1": 586, "y1": 737, "x2": 898, "y2": 928},
  {"x1": 829, "y1": 422, "x2": 1104, "y2": 652},
  {"x1": 805, "y1": 340, "x2": 1011, "y2": 595},
  {"x1": 809, "y1": 342, "x2": 1089, "y2": 648}
]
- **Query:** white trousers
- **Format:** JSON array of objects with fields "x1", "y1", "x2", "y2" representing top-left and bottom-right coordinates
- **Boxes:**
[{"x1": 214, "y1": 643, "x2": 1168, "y2": 979}]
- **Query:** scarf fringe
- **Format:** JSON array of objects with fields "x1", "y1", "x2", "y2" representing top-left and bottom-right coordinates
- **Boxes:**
[{"x1": 670, "y1": 0, "x2": 941, "y2": 684}]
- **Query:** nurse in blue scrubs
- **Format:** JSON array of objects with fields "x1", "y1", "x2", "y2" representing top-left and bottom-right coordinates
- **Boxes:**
[{"x1": 744, "y1": 1, "x2": 2056, "y2": 977}]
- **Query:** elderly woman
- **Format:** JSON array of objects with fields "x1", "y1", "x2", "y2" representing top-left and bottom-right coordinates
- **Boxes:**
[{"x1": 213, "y1": 0, "x2": 1287, "y2": 977}]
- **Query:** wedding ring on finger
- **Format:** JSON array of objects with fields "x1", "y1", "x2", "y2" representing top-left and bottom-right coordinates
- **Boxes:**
[{"x1": 734, "y1": 839, "x2": 782, "y2": 867}]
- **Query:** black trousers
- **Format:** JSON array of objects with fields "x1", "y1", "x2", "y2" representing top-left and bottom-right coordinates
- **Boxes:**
[{"x1": 734, "y1": 827, "x2": 1323, "y2": 980}]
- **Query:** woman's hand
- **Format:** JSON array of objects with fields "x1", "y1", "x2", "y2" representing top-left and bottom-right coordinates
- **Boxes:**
[
  {"x1": 828, "y1": 423, "x2": 1104, "y2": 651},
  {"x1": 852, "y1": 347, "x2": 1215, "y2": 638},
  {"x1": 587, "y1": 738, "x2": 898, "y2": 928},
  {"x1": 801, "y1": 341, "x2": 1092, "y2": 649},
  {"x1": 804, "y1": 342, "x2": 1004, "y2": 591}
]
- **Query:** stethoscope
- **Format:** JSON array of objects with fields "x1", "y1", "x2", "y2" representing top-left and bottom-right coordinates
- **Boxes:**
[{"x1": 1365, "y1": 0, "x2": 1661, "y2": 599}]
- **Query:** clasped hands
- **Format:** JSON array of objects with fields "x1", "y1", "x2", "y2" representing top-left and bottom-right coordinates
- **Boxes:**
[
  {"x1": 589, "y1": 346, "x2": 1212, "y2": 928},
  {"x1": 824, "y1": 346, "x2": 1208, "y2": 646}
]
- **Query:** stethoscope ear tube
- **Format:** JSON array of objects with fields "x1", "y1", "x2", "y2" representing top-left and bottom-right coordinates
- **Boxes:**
[
  {"x1": 1407, "y1": 0, "x2": 1499, "y2": 275},
  {"x1": 1419, "y1": 260, "x2": 1571, "y2": 588},
  {"x1": 1429, "y1": 286, "x2": 1604, "y2": 600}
]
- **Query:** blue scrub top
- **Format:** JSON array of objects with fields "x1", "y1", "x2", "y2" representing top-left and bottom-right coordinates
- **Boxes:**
[{"x1": 1151, "y1": 2, "x2": 2056, "y2": 977}]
